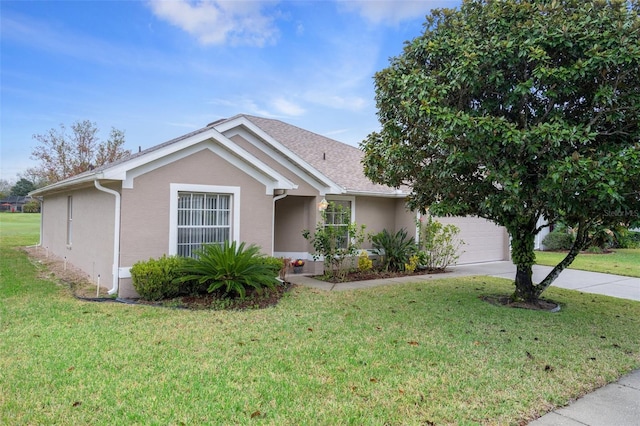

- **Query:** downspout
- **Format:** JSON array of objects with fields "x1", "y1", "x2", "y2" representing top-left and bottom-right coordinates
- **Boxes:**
[
  {"x1": 30, "y1": 196, "x2": 44, "y2": 247},
  {"x1": 272, "y1": 190, "x2": 288, "y2": 255},
  {"x1": 94, "y1": 180, "x2": 121, "y2": 295}
]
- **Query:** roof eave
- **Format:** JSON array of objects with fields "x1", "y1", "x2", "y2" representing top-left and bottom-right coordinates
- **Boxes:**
[
  {"x1": 29, "y1": 172, "x2": 105, "y2": 197},
  {"x1": 342, "y1": 189, "x2": 409, "y2": 198}
]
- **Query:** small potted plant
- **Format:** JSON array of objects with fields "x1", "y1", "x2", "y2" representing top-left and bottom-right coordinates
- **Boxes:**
[{"x1": 291, "y1": 259, "x2": 305, "y2": 274}]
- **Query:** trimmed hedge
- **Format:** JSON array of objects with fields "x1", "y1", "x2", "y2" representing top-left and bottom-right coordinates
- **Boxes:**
[
  {"x1": 130, "y1": 255, "x2": 187, "y2": 301},
  {"x1": 542, "y1": 230, "x2": 575, "y2": 251}
]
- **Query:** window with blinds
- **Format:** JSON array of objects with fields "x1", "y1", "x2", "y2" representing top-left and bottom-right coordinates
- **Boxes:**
[{"x1": 177, "y1": 192, "x2": 231, "y2": 257}]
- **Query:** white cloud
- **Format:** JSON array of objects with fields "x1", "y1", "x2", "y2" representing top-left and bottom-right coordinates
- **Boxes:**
[
  {"x1": 303, "y1": 91, "x2": 368, "y2": 112},
  {"x1": 208, "y1": 96, "x2": 273, "y2": 117},
  {"x1": 337, "y1": 0, "x2": 458, "y2": 25},
  {"x1": 271, "y1": 97, "x2": 305, "y2": 116},
  {"x1": 147, "y1": 0, "x2": 280, "y2": 46}
]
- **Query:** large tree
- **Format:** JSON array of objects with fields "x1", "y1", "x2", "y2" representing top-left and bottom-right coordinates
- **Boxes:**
[
  {"x1": 362, "y1": 0, "x2": 640, "y2": 302},
  {"x1": 29, "y1": 120, "x2": 131, "y2": 184},
  {"x1": 9, "y1": 178, "x2": 35, "y2": 196}
]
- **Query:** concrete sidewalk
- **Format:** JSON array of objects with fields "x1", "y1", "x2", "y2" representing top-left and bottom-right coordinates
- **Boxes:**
[{"x1": 288, "y1": 262, "x2": 640, "y2": 425}]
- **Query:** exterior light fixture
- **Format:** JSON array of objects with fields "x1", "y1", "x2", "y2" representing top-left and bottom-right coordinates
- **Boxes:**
[{"x1": 318, "y1": 198, "x2": 329, "y2": 211}]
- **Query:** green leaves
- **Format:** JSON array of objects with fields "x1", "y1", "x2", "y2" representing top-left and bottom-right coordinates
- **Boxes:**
[
  {"x1": 302, "y1": 202, "x2": 366, "y2": 281},
  {"x1": 362, "y1": 0, "x2": 640, "y2": 298},
  {"x1": 177, "y1": 241, "x2": 278, "y2": 299},
  {"x1": 371, "y1": 228, "x2": 416, "y2": 272}
]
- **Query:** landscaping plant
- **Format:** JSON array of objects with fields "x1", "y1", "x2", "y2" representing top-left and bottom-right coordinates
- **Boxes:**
[
  {"x1": 176, "y1": 241, "x2": 279, "y2": 298},
  {"x1": 302, "y1": 202, "x2": 366, "y2": 281},
  {"x1": 416, "y1": 216, "x2": 464, "y2": 271},
  {"x1": 371, "y1": 228, "x2": 416, "y2": 272},
  {"x1": 130, "y1": 255, "x2": 188, "y2": 301},
  {"x1": 542, "y1": 228, "x2": 575, "y2": 251},
  {"x1": 357, "y1": 250, "x2": 373, "y2": 272}
]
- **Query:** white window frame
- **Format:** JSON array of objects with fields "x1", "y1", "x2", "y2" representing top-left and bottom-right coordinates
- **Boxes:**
[
  {"x1": 326, "y1": 196, "x2": 356, "y2": 222},
  {"x1": 169, "y1": 183, "x2": 240, "y2": 256},
  {"x1": 324, "y1": 196, "x2": 356, "y2": 249}
]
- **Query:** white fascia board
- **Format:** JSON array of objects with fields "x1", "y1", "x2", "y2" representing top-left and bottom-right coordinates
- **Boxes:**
[
  {"x1": 104, "y1": 128, "x2": 296, "y2": 194},
  {"x1": 343, "y1": 189, "x2": 410, "y2": 198},
  {"x1": 215, "y1": 117, "x2": 344, "y2": 194},
  {"x1": 104, "y1": 128, "x2": 222, "y2": 181}
]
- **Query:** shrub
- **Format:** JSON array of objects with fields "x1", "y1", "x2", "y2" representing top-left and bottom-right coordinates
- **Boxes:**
[
  {"x1": 260, "y1": 256, "x2": 288, "y2": 281},
  {"x1": 371, "y1": 228, "x2": 416, "y2": 272},
  {"x1": 613, "y1": 228, "x2": 640, "y2": 249},
  {"x1": 176, "y1": 241, "x2": 279, "y2": 298},
  {"x1": 542, "y1": 230, "x2": 575, "y2": 251},
  {"x1": 130, "y1": 255, "x2": 187, "y2": 301},
  {"x1": 302, "y1": 202, "x2": 366, "y2": 280},
  {"x1": 23, "y1": 200, "x2": 41, "y2": 213},
  {"x1": 405, "y1": 254, "x2": 420, "y2": 273},
  {"x1": 416, "y1": 216, "x2": 464, "y2": 271},
  {"x1": 357, "y1": 250, "x2": 373, "y2": 272}
]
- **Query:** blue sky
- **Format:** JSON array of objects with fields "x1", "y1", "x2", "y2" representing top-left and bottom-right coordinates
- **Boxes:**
[{"x1": 1, "y1": 0, "x2": 460, "y2": 182}]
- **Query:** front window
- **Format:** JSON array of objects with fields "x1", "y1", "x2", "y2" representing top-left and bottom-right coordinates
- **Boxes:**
[
  {"x1": 177, "y1": 192, "x2": 231, "y2": 257},
  {"x1": 324, "y1": 200, "x2": 352, "y2": 249}
]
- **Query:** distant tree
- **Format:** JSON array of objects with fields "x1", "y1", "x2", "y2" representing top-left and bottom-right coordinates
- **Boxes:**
[
  {"x1": 10, "y1": 178, "x2": 36, "y2": 196},
  {"x1": 0, "y1": 179, "x2": 12, "y2": 199},
  {"x1": 29, "y1": 120, "x2": 131, "y2": 184},
  {"x1": 361, "y1": 0, "x2": 640, "y2": 302}
]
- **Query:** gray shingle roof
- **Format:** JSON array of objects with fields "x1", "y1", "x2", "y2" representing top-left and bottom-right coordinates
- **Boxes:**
[
  {"x1": 231, "y1": 115, "x2": 405, "y2": 195},
  {"x1": 33, "y1": 114, "x2": 407, "y2": 197}
]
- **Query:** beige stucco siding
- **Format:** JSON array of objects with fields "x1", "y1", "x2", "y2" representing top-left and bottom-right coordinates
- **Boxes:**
[
  {"x1": 119, "y1": 148, "x2": 274, "y2": 273},
  {"x1": 274, "y1": 195, "x2": 315, "y2": 254},
  {"x1": 40, "y1": 186, "x2": 116, "y2": 291},
  {"x1": 353, "y1": 197, "x2": 415, "y2": 249}
]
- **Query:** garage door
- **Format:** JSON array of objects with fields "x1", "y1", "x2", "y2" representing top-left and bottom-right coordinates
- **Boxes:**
[{"x1": 434, "y1": 216, "x2": 509, "y2": 264}]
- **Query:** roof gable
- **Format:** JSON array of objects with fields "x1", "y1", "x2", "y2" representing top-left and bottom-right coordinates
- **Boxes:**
[{"x1": 216, "y1": 115, "x2": 406, "y2": 196}]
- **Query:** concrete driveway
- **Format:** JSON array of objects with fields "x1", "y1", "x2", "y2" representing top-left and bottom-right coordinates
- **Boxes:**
[{"x1": 450, "y1": 261, "x2": 640, "y2": 301}]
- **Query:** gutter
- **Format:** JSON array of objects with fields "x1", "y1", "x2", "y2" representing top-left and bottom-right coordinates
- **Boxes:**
[
  {"x1": 30, "y1": 172, "x2": 100, "y2": 197},
  {"x1": 94, "y1": 180, "x2": 121, "y2": 295}
]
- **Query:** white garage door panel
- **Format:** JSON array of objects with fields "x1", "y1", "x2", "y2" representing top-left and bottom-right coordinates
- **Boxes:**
[{"x1": 434, "y1": 216, "x2": 508, "y2": 264}]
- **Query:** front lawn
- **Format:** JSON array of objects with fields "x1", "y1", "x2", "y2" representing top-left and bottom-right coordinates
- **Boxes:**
[
  {"x1": 2, "y1": 214, "x2": 639, "y2": 424},
  {"x1": 535, "y1": 249, "x2": 640, "y2": 278}
]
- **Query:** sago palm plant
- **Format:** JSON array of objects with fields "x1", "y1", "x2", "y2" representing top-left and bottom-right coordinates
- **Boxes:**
[{"x1": 176, "y1": 241, "x2": 279, "y2": 298}]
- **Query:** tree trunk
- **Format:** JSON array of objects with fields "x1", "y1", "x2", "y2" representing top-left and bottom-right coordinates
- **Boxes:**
[
  {"x1": 513, "y1": 263, "x2": 537, "y2": 302},
  {"x1": 535, "y1": 220, "x2": 592, "y2": 297},
  {"x1": 509, "y1": 223, "x2": 538, "y2": 302}
]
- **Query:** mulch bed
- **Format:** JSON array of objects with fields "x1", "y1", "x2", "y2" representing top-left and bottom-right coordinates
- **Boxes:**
[
  {"x1": 316, "y1": 268, "x2": 448, "y2": 283},
  {"x1": 137, "y1": 283, "x2": 296, "y2": 310},
  {"x1": 481, "y1": 295, "x2": 561, "y2": 312}
]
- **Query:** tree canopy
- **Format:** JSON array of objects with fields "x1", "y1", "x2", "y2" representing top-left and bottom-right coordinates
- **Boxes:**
[
  {"x1": 9, "y1": 178, "x2": 36, "y2": 196},
  {"x1": 29, "y1": 120, "x2": 131, "y2": 184},
  {"x1": 361, "y1": 0, "x2": 640, "y2": 301}
]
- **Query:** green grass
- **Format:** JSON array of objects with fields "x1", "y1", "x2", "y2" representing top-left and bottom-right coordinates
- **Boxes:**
[
  {"x1": 535, "y1": 249, "x2": 640, "y2": 278},
  {"x1": 0, "y1": 212, "x2": 40, "y2": 247},
  {"x1": 1, "y1": 214, "x2": 639, "y2": 425}
]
